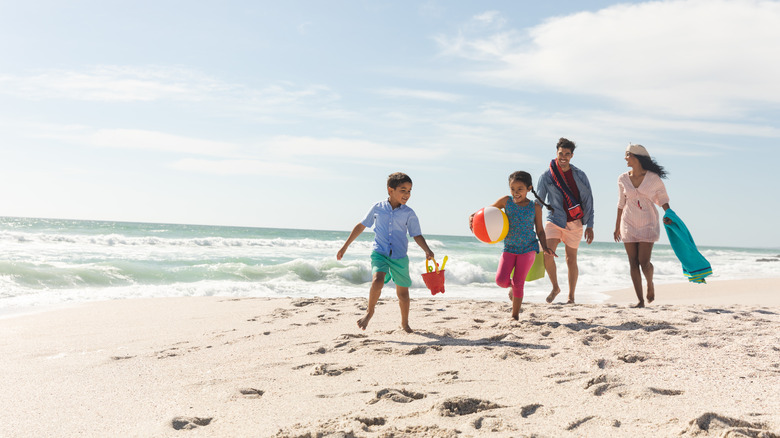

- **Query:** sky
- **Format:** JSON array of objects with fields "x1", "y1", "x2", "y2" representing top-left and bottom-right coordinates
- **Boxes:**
[{"x1": 1, "y1": 0, "x2": 779, "y2": 248}]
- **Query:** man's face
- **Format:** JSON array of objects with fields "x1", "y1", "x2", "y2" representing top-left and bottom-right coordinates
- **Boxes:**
[{"x1": 556, "y1": 147, "x2": 574, "y2": 170}]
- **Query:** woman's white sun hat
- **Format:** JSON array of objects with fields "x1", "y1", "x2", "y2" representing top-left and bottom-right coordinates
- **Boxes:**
[{"x1": 626, "y1": 143, "x2": 650, "y2": 157}]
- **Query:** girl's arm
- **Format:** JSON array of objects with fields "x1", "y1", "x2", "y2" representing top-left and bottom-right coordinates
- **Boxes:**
[
  {"x1": 614, "y1": 208, "x2": 623, "y2": 242},
  {"x1": 413, "y1": 235, "x2": 434, "y2": 260},
  {"x1": 469, "y1": 196, "x2": 510, "y2": 230},
  {"x1": 535, "y1": 203, "x2": 557, "y2": 257},
  {"x1": 337, "y1": 223, "x2": 366, "y2": 260}
]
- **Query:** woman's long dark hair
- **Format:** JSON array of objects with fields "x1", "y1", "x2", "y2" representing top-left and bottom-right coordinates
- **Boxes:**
[
  {"x1": 509, "y1": 171, "x2": 554, "y2": 212},
  {"x1": 635, "y1": 155, "x2": 668, "y2": 179}
]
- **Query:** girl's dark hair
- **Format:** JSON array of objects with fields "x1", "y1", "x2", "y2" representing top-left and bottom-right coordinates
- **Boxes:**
[
  {"x1": 508, "y1": 171, "x2": 554, "y2": 212},
  {"x1": 634, "y1": 155, "x2": 668, "y2": 179}
]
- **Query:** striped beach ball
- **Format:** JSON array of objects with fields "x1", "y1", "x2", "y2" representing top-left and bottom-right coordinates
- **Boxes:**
[{"x1": 472, "y1": 206, "x2": 509, "y2": 244}]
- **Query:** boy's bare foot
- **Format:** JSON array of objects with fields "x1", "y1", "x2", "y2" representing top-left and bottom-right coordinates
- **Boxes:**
[
  {"x1": 630, "y1": 302, "x2": 645, "y2": 308},
  {"x1": 357, "y1": 313, "x2": 373, "y2": 330},
  {"x1": 401, "y1": 324, "x2": 413, "y2": 333},
  {"x1": 546, "y1": 288, "x2": 561, "y2": 303},
  {"x1": 647, "y1": 283, "x2": 655, "y2": 303}
]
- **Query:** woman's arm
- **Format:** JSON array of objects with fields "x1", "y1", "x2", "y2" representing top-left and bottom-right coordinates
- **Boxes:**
[{"x1": 614, "y1": 208, "x2": 623, "y2": 242}]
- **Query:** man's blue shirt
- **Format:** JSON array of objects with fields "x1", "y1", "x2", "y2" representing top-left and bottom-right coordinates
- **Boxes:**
[
  {"x1": 361, "y1": 200, "x2": 422, "y2": 259},
  {"x1": 536, "y1": 164, "x2": 595, "y2": 229}
]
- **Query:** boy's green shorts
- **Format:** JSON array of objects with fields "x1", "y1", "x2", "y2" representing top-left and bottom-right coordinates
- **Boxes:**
[{"x1": 370, "y1": 251, "x2": 412, "y2": 288}]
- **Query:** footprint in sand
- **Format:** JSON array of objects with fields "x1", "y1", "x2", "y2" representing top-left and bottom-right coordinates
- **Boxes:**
[
  {"x1": 238, "y1": 388, "x2": 264, "y2": 398},
  {"x1": 617, "y1": 352, "x2": 649, "y2": 363},
  {"x1": 584, "y1": 374, "x2": 623, "y2": 396},
  {"x1": 681, "y1": 412, "x2": 776, "y2": 437},
  {"x1": 368, "y1": 388, "x2": 426, "y2": 404},
  {"x1": 648, "y1": 387, "x2": 683, "y2": 396},
  {"x1": 521, "y1": 403, "x2": 542, "y2": 418},
  {"x1": 311, "y1": 364, "x2": 356, "y2": 376},
  {"x1": 438, "y1": 397, "x2": 503, "y2": 417},
  {"x1": 171, "y1": 417, "x2": 212, "y2": 430},
  {"x1": 566, "y1": 416, "x2": 596, "y2": 431},
  {"x1": 406, "y1": 345, "x2": 442, "y2": 355}
]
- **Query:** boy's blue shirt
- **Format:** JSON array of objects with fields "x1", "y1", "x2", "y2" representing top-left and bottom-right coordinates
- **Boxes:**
[{"x1": 361, "y1": 200, "x2": 422, "y2": 259}]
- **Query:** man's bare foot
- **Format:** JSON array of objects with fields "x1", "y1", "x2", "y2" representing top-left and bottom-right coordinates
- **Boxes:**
[
  {"x1": 357, "y1": 313, "x2": 373, "y2": 330},
  {"x1": 647, "y1": 284, "x2": 655, "y2": 303},
  {"x1": 401, "y1": 324, "x2": 413, "y2": 333},
  {"x1": 546, "y1": 288, "x2": 561, "y2": 303},
  {"x1": 630, "y1": 302, "x2": 645, "y2": 308}
]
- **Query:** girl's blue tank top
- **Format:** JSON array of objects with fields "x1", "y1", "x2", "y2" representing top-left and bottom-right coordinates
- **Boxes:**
[{"x1": 503, "y1": 199, "x2": 540, "y2": 255}]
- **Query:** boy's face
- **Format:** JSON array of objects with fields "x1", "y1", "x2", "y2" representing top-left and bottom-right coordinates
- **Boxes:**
[{"x1": 387, "y1": 182, "x2": 412, "y2": 207}]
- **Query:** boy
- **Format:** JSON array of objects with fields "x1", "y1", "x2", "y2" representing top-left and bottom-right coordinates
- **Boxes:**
[{"x1": 337, "y1": 172, "x2": 434, "y2": 333}]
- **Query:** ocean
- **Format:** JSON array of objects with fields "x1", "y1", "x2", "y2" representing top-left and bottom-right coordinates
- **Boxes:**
[{"x1": 1, "y1": 217, "x2": 778, "y2": 315}]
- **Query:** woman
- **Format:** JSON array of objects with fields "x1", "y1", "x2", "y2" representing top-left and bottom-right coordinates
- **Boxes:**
[{"x1": 613, "y1": 144, "x2": 672, "y2": 308}]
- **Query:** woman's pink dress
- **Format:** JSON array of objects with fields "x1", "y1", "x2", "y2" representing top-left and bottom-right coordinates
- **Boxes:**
[{"x1": 617, "y1": 171, "x2": 669, "y2": 242}]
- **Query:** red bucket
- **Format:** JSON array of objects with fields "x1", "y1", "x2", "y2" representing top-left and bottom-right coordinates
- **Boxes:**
[{"x1": 421, "y1": 259, "x2": 446, "y2": 295}]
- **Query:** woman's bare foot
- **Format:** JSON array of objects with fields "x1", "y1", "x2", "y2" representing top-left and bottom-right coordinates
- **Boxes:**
[
  {"x1": 401, "y1": 324, "x2": 413, "y2": 333},
  {"x1": 357, "y1": 313, "x2": 373, "y2": 330},
  {"x1": 508, "y1": 290, "x2": 513, "y2": 302},
  {"x1": 647, "y1": 283, "x2": 655, "y2": 303},
  {"x1": 546, "y1": 288, "x2": 561, "y2": 303},
  {"x1": 630, "y1": 302, "x2": 645, "y2": 308},
  {"x1": 567, "y1": 299, "x2": 575, "y2": 304}
]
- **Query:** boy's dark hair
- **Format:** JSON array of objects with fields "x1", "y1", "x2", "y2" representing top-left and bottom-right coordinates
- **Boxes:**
[
  {"x1": 387, "y1": 172, "x2": 412, "y2": 188},
  {"x1": 556, "y1": 137, "x2": 576, "y2": 152},
  {"x1": 508, "y1": 171, "x2": 554, "y2": 212}
]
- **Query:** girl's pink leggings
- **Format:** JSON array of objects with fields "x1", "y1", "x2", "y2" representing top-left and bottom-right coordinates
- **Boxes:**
[{"x1": 496, "y1": 251, "x2": 536, "y2": 298}]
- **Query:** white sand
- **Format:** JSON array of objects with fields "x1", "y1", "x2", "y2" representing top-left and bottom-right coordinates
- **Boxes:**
[{"x1": 1, "y1": 279, "x2": 779, "y2": 437}]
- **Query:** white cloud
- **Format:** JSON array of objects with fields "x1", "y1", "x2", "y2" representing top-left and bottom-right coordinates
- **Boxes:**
[
  {"x1": 438, "y1": 0, "x2": 780, "y2": 118},
  {"x1": 90, "y1": 129, "x2": 239, "y2": 156},
  {"x1": 268, "y1": 135, "x2": 446, "y2": 161},
  {"x1": 372, "y1": 87, "x2": 462, "y2": 102},
  {"x1": 170, "y1": 158, "x2": 324, "y2": 176},
  {"x1": 0, "y1": 66, "x2": 340, "y2": 115},
  {"x1": 0, "y1": 66, "x2": 228, "y2": 102}
]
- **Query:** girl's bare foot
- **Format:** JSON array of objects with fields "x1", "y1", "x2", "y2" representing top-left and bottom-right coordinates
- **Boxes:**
[
  {"x1": 546, "y1": 288, "x2": 561, "y2": 303},
  {"x1": 357, "y1": 313, "x2": 373, "y2": 330}
]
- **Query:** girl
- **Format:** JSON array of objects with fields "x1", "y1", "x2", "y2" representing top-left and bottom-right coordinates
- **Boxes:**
[
  {"x1": 613, "y1": 144, "x2": 672, "y2": 308},
  {"x1": 471, "y1": 171, "x2": 557, "y2": 319}
]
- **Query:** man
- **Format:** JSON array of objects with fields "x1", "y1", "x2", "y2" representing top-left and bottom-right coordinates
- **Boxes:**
[{"x1": 536, "y1": 138, "x2": 595, "y2": 304}]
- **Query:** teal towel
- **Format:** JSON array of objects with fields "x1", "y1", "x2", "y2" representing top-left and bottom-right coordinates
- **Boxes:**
[{"x1": 663, "y1": 209, "x2": 712, "y2": 283}]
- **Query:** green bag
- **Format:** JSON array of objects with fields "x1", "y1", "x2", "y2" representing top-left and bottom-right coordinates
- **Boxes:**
[{"x1": 525, "y1": 252, "x2": 545, "y2": 282}]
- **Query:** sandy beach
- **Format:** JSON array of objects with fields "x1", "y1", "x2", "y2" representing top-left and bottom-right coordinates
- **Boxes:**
[{"x1": 1, "y1": 278, "x2": 779, "y2": 437}]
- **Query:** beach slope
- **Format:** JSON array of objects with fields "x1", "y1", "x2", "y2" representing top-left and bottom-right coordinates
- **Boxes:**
[{"x1": 1, "y1": 284, "x2": 779, "y2": 437}]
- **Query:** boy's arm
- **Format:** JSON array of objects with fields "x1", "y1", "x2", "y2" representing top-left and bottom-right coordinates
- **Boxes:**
[
  {"x1": 413, "y1": 235, "x2": 434, "y2": 260},
  {"x1": 337, "y1": 223, "x2": 366, "y2": 260}
]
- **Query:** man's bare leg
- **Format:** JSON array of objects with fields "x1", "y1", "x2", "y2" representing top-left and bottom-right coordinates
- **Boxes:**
[
  {"x1": 565, "y1": 245, "x2": 579, "y2": 304},
  {"x1": 545, "y1": 238, "x2": 562, "y2": 303}
]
